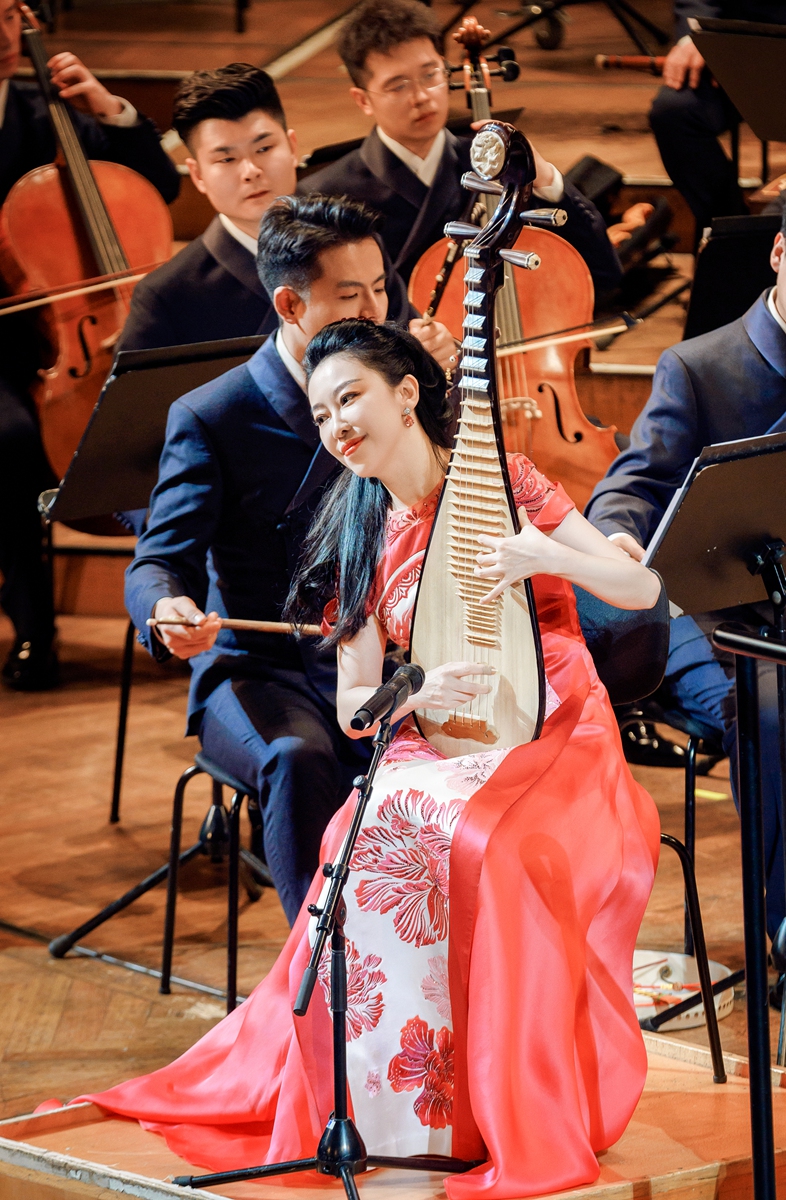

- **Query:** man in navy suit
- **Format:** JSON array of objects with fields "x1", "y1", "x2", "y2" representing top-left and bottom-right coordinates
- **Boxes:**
[
  {"x1": 125, "y1": 195, "x2": 410, "y2": 924},
  {"x1": 0, "y1": 0, "x2": 179, "y2": 691},
  {"x1": 299, "y1": 0, "x2": 622, "y2": 296},
  {"x1": 119, "y1": 63, "x2": 454, "y2": 371},
  {"x1": 586, "y1": 218, "x2": 786, "y2": 939}
]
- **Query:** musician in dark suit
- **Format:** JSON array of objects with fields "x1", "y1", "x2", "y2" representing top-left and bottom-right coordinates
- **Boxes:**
[
  {"x1": 586, "y1": 220, "x2": 786, "y2": 940},
  {"x1": 119, "y1": 64, "x2": 454, "y2": 371},
  {"x1": 650, "y1": 1, "x2": 786, "y2": 240},
  {"x1": 0, "y1": 0, "x2": 179, "y2": 691},
  {"x1": 125, "y1": 194, "x2": 425, "y2": 923},
  {"x1": 298, "y1": 0, "x2": 622, "y2": 295}
]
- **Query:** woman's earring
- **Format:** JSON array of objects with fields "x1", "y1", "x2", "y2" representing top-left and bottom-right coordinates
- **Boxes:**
[{"x1": 402, "y1": 407, "x2": 415, "y2": 428}]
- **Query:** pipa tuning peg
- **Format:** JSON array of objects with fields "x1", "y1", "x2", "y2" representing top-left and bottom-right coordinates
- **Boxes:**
[
  {"x1": 519, "y1": 207, "x2": 568, "y2": 227},
  {"x1": 461, "y1": 172, "x2": 504, "y2": 195},
  {"x1": 443, "y1": 221, "x2": 481, "y2": 240},
  {"x1": 499, "y1": 249, "x2": 540, "y2": 271}
]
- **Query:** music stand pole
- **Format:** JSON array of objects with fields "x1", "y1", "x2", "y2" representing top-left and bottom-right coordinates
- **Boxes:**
[
  {"x1": 172, "y1": 713, "x2": 481, "y2": 1199},
  {"x1": 713, "y1": 625, "x2": 786, "y2": 1200}
]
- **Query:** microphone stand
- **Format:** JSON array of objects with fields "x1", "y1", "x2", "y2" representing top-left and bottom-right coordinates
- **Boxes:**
[{"x1": 173, "y1": 710, "x2": 482, "y2": 1200}]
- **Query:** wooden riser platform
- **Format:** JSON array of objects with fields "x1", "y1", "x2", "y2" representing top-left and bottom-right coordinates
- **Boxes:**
[{"x1": 1, "y1": 1035, "x2": 785, "y2": 1200}]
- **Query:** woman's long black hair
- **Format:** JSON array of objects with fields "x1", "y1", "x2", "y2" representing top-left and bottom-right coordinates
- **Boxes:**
[{"x1": 284, "y1": 319, "x2": 455, "y2": 646}]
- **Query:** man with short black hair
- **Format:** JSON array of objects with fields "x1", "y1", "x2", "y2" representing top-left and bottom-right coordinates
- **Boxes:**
[
  {"x1": 299, "y1": 0, "x2": 622, "y2": 292},
  {"x1": 119, "y1": 63, "x2": 454, "y2": 369},
  {"x1": 126, "y1": 194, "x2": 417, "y2": 924}
]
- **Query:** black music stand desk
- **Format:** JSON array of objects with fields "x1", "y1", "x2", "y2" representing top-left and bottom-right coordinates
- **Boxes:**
[
  {"x1": 689, "y1": 17, "x2": 786, "y2": 146},
  {"x1": 643, "y1": 431, "x2": 786, "y2": 1200},
  {"x1": 43, "y1": 334, "x2": 264, "y2": 525}
]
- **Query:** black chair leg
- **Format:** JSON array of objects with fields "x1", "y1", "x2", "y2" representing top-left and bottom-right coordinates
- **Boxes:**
[
  {"x1": 227, "y1": 791, "x2": 243, "y2": 1013},
  {"x1": 50, "y1": 763, "x2": 205, "y2": 960},
  {"x1": 160, "y1": 764, "x2": 205, "y2": 994},
  {"x1": 683, "y1": 734, "x2": 699, "y2": 956},
  {"x1": 661, "y1": 832, "x2": 727, "y2": 1083},
  {"x1": 110, "y1": 619, "x2": 136, "y2": 825}
]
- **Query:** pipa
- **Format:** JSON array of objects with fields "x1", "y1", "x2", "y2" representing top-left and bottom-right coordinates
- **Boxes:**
[{"x1": 410, "y1": 123, "x2": 546, "y2": 758}]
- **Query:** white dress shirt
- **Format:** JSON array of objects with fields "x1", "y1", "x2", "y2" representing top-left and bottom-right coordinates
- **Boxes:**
[
  {"x1": 275, "y1": 326, "x2": 307, "y2": 392},
  {"x1": 218, "y1": 212, "x2": 259, "y2": 256},
  {"x1": 768, "y1": 286, "x2": 786, "y2": 337},
  {"x1": 376, "y1": 126, "x2": 446, "y2": 188}
]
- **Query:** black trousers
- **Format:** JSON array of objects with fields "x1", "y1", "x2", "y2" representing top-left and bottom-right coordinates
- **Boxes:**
[
  {"x1": 199, "y1": 672, "x2": 369, "y2": 925},
  {"x1": 0, "y1": 375, "x2": 56, "y2": 646},
  {"x1": 650, "y1": 76, "x2": 748, "y2": 240}
]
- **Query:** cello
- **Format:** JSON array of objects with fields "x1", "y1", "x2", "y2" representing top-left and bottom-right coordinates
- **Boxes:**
[
  {"x1": 0, "y1": 2, "x2": 172, "y2": 480},
  {"x1": 409, "y1": 18, "x2": 619, "y2": 511}
]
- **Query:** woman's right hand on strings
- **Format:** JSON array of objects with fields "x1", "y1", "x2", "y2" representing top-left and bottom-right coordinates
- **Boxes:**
[
  {"x1": 151, "y1": 596, "x2": 221, "y2": 659},
  {"x1": 416, "y1": 662, "x2": 495, "y2": 711}
]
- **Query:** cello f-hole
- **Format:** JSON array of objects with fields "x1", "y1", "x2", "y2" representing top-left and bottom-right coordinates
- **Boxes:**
[
  {"x1": 538, "y1": 382, "x2": 583, "y2": 445},
  {"x1": 68, "y1": 313, "x2": 97, "y2": 378}
]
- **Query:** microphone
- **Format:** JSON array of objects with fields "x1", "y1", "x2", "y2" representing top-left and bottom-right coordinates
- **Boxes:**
[{"x1": 350, "y1": 663, "x2": 425, "y2": 731}]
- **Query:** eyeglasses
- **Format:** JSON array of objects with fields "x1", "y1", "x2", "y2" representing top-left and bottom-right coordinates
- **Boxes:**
[{"x1": 363, "y1": 65, "x2": 449, "y2": 101}]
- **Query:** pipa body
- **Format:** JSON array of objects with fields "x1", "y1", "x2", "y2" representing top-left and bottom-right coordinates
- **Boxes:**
[{"x1": 410, "y1": 124, "x2": 545, "y2": 758}]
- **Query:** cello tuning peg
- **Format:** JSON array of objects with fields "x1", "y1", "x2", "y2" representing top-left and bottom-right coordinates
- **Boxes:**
[
  {"x1": 499, "y1": 249, "x2": 541, "y2": 271},
  {"x1": 443, "y1": 221, "x2": 481, "y2": 241},
  {"x1": 491, "y1": 59, "x2": 520, "y2": 82},
  {"x1": 519, "y1": 207, "x2": 568, "y2": 227},
  {"x1": 460, "y1": 172, "x2": 505, "y2": 195}
]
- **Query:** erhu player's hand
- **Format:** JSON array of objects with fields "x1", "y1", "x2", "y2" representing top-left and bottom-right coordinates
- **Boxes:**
[
  {"x1": 151, "y1": 596, "x2": 221, "y2": 660},
  {"x1": 409, "y1": 318, "x2": 458, "y2": 372},
  {"x1": 662, "y1": 37, "x2": 705, "y2": 90},
  {"x1": 47, "y1": 52, "x2": 125, "y2": 119}
]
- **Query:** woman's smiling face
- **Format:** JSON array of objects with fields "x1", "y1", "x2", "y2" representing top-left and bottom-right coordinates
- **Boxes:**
[{"x1": 308, "y1": 353, "x2": 419, "y2": 479}]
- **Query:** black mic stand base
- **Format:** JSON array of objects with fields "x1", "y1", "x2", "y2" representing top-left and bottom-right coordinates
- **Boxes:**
[{"x1": 173, "y1": 714, "x2": 481, "y2": 1199}]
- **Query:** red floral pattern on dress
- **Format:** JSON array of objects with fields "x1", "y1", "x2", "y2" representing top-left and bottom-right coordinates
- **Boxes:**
[
  {"x1": 351, "y1": 790, "x2": 464, "y2": 947},
  {"x1": 388, "y1": 1017, "x2": 454, "y2": 1128},
  {"x1": 317, "y1": 938, "x2": 387, "y2": 1042}
]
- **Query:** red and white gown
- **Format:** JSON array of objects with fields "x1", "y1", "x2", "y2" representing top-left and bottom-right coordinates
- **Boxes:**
[{"x1": 81, "y1": 454, "x2": 660, "y2": 1199}]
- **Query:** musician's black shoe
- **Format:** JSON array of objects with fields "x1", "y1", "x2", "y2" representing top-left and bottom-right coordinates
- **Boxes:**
[
  {"x1": 618, "y1": 711, "x2": 686, "y2": 768},
  {"x1": 2, "y1": 639, "x2": 59, "y2": 691}
]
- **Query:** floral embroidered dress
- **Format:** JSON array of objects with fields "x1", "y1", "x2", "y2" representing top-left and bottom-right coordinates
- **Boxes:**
[{"x1": 83, "y1": 455, "x2": 660, "y2": 1200}]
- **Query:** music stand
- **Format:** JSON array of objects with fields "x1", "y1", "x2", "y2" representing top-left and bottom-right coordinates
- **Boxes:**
[
  {"x1": 43, "y1": 335, "x2": 264, "y2": 525},
  {"x1": 689, "y1": 18, "x2": 786, "y2": 147},
  {"x1": 643, "y1": 431, "x2": 786, "y2": 1200}
]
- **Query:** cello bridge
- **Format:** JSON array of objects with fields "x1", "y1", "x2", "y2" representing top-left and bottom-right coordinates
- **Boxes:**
[
  {"x1": 501, "y1": 397, "x2": 542, "y2": 421},
  {"x1": 441, "y1": 715, "x2": 499, "y2": 744}
]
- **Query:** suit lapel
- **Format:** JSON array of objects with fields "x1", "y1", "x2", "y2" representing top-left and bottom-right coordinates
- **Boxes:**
[
  {"x1": 360, "y1": 128, "x2": 426, "y2": 211},
  {"x1": 246, "y1": 335, "x2": 320, "y2": 449},
  {"x1": 392, "y1": 130, "x2": 466, "y2": 272},
  {"x1": 744, "y1": 290, "x2": 786, "y2": 380},
  {"x1": 202, "y1": 216, "x2": 269, "y2": 301}
]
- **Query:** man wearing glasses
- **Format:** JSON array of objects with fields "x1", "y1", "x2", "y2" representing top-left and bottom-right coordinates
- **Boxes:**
[{"x1": 300, "y1": 0, "x2": 622, "y2": 295}]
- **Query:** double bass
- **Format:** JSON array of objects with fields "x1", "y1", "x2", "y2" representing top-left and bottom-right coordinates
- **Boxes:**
[
  {"x1": 410, "y1": 122, "x2": 546, "y2": 758},
  {"x1": 0, "y1": 2, "x2": 172, "y2": 480},
  {"x1": 409, "y1": 18, "x2": 619, "y2": 510}
]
